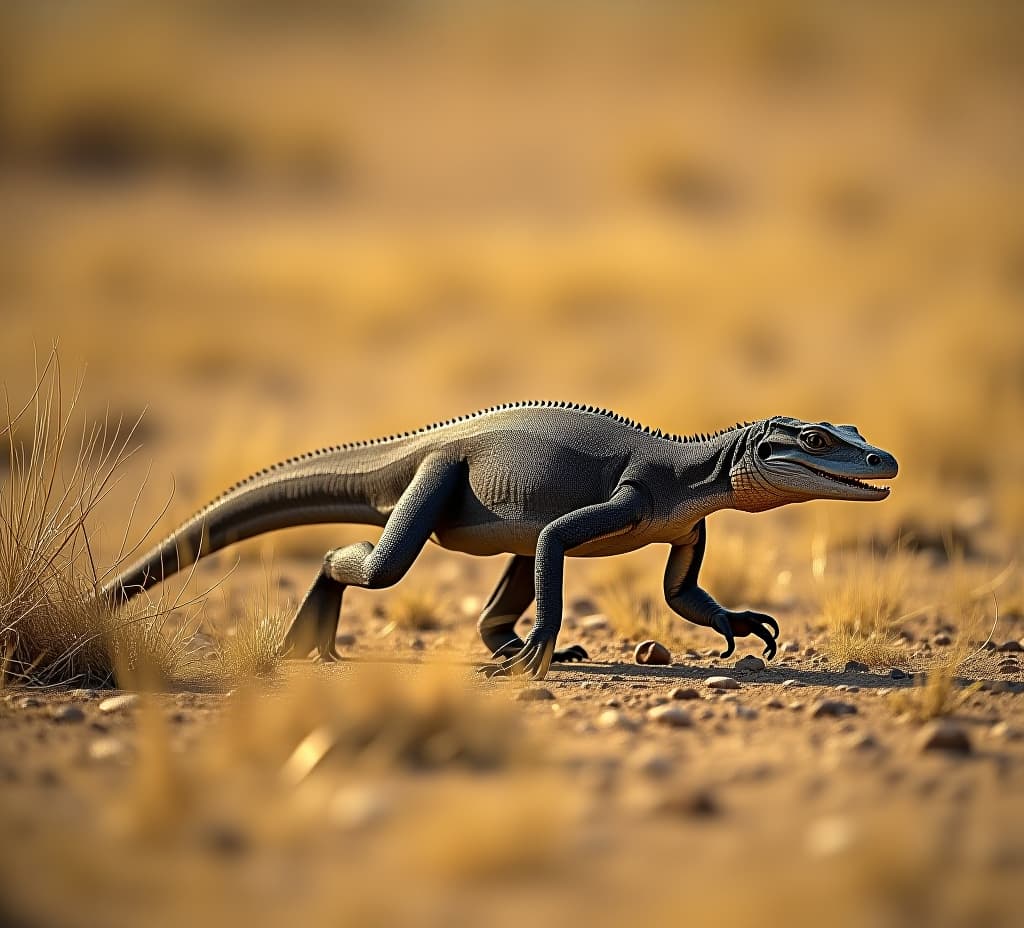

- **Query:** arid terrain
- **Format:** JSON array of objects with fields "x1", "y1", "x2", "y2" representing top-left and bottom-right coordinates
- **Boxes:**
[{"x1": 1, "y1": 2, "x2": 1022, "y2": 926}]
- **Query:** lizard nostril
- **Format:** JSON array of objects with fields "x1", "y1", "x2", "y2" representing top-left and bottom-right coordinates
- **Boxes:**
[{"x1": 866, "y1": 453, "x2": 881, "y2": 467}]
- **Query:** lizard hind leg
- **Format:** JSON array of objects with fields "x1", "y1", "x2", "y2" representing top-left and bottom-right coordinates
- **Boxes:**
[{"x1": 279, "y1": 568, "x2": 347, "y2": 661}]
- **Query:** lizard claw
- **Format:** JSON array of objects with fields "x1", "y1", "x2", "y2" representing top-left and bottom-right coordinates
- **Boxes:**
[
  {"x1": 711, "y1": 613, "x2": 736, "y2": 659},
  {"x1": 480, "y1": 634, "x2": 556, "y2": 680}
]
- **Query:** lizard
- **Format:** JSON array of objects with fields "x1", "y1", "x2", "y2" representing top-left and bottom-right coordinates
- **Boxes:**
[{"x1": 101, "y1": 402, "x2": 898, "y2": 680}]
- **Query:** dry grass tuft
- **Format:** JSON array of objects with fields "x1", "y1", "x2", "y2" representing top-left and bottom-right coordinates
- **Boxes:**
[
  {"x1": 701, "y1": 532, "x2": 780, "y2": 610},
  {"x1": 213, "y1": 581, "x2": 288, "y2": 683},
  {"x1": 817, "y1": 548, "x2": 913, "y2": 669},
  {"x1": 595, "y1": 561, "x2": 696, "y2": 648},
  {"x1": 0, "y1": 351, "x2": 197, "y2": 688},
  {"x1": 387, "y1": 586, "x2": 450, "y2": 631}
]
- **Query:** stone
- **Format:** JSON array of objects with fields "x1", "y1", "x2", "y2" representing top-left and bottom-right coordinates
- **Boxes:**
[
  {"x1": 765, "y1": 698, "x2": 785, "y2": 709},
  {"x1": 990, "y1": 721, "x2": 1022, "y2": 741},
  {"x1": 844, "y1": 660, "x2": 869, "y2": 673},
  {"x1": 997, "y1": 640, "x2": 1024, "y2": 652},
  {"x1": 634, "y1": 640, "x2": 672, "y2": 666},
  {"x1": 933, "y1": 632, "x2": 952, "y2": 646},
  {"x1": 52, "y1": 705, "x2": 86, "y2": 724},
  {"x1": 633, "y1": 751, "x2": 676, "y2": 779},
  {"x1": 656, "y1": 787, "x2": 720, "y2": 818},
  {"x1": 889, "y1": 667, "x2": 908, "y2": 680},
  {"x1": 647, "y1": 704, "x2": 693, "y2": 727},
  {"x1": 735, "y1": 655, "x2": 766, "y2": 673},
  {"x1": 581, "y1": 614, "x2": 609, "y2": 632},
  {"x1": 781, "y1": 679, "x2": 805, "y2": 688},
  {"x1": 734, "y1": 705, "x2": 759, "y2": 720},
  {"x1": 810, "y1": 700, "x2": 858, "y2": 719},
  {"x1": 335, "y1": 633, "x2": 357, "y2": 647},
  {"x1": 16, "y1": 696, "x2": 42, "y2": 709},
  {"x1": 597, "y1": 709, "x2": 639, "y2": 731},
  {"x1": 669, "y1": 686, "x2": 700, "y2": 701},
  {"x1": 705, "y1": 676, "x2": 740, "y2": 691},
  {"x1": 98, "y1": 694, "x2": 138, "y2": 713},
  {"x1": 916, "y1": 720, "x2": 972, "y2": 755},
  {"x1": 88, "y1": 737, "x2": 127, "y2": 761},
  {"x1": 515, "y1": 687, "x2": 555, "y2": 702},
  {"x1": 780, "y1": 641, "x2": 800, "y2": 653}
]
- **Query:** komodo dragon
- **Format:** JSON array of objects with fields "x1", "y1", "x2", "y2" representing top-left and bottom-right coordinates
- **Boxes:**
[{"x1": 102, "y1": 402, "x2": 898, "y2": 680}]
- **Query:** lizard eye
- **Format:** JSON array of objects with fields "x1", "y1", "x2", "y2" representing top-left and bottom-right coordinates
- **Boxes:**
[{"x1": 801, "y1": 431, "x2": 829, "y2": 451}]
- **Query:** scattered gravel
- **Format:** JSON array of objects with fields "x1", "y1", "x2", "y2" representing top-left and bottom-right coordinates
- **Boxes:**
[
  {"x1": 810, "y1": 700, "x2": 858, "y2": 719},
  {"x1": 634, "y1": 640, "x2": 672, "y2": 665},
  {"x1": 916, "y1": 720, "x2": 973, "y2": 755},
  {"x1": 647, "y1": 704, "x2": 693, "y2": 728},
  {"x1": 705, "y1": 676, "x2": 740, "y2": 691},
  {"x1": 515, "y1": 687, "x2": 555, "y2": 702}
]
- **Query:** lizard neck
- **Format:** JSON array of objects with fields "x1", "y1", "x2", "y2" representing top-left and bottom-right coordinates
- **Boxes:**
[{"x1": 659, "y1": 428, "x2": 749, "y2": 523}]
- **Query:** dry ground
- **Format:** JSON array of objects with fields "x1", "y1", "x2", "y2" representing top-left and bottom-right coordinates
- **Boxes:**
[{"x1": 1, "y1": 2, "x2": 1022, "y2": 926}]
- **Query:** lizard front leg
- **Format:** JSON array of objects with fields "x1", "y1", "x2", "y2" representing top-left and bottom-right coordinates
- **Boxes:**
[
  {"x1": 481, "y1": 482, "x2": 648, "y2": 681},
  {"x1": 663, "y1": 520, "x2": 779, "y2": 660}
]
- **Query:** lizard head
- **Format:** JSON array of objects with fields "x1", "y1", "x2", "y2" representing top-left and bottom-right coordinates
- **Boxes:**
[{"x1": 731, "y1": 417, "x2": 898, "y2": 509}]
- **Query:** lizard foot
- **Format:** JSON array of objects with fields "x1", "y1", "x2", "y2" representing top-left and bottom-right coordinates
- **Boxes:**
[
  {"x1": 551, "y1": 644, "x2": 589, "y2": 663},
  {"x1": 478, "y1": 633, "x2": 556, "y2": 680},
  {"x1": 313, "y1": 646, "x2": 343, "y2": 663},
  {"x1": 711, "y1": 611, "x2": 779, "y2": 661}
]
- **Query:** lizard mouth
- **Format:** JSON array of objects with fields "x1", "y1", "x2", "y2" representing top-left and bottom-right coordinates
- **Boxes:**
[{"x1": 800, "y1": 463, "x2": 890, "y2": 497}]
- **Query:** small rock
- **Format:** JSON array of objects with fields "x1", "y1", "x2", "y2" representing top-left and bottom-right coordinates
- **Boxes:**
[
  {"x1": 88, "y1": 737, "x2": 127, "y2": 761},
  {"x1": 597, "y1": 709, "x2": 638, "y2": 731},
  {"x1": 810, "y1": 700, "x2": 858, "y2": 719},
  {"x1": 735, "y1": 655, "x2": 766, "y2": 673},
  {"x1": 889, "y1": 667, "x2": 908, "y2": 680},
  {"x1": 765, "y1": 698, "x2": 785, "y2": 709},
  {"x1": 335, "y1": 633, "x2": 357, "y2": 647},
  {"x1": 705, "y1": 676, "x2": 740, "y2": 691},
  {"x1": 788, "y1": 701, "x2": 804, "y2": 711},
  {"x1": 409, "y1": 637, "x2": 425, "y2": 650},
  {"x1": 633, "y1": 750, "x2": 676, "y2": 779},
  {"x1": 582, "y1": 614, "x2": 609, "y2": 632},
  {"x1": 780, "y1": 641, "x2": 800, "y2": 653},
  {"x1": 669, "y1": 686, "x2": 700, "y2": 701},
  {"x1": 844, "y1": 660, "x2": 869, "y2": 673},
  {"x1": 516, "y1": 687, "x2": 555, "y2": 702},
  {"x1": 16, "y1": 696, "x2": 42, "y2": 709},
  {"x1": 916, "y1": 720, "x2": 972, "y2": 755},
  {"x1": 634, "y1": 640, "x2": 671, "y2": 666},
  {"x1": 990, "y1": 721, "x2": 1022, "y2": 741},
  {"x1": 98, "y1": 694, "x2": 138, "y2": 714},
  {"x1": 781, "y1": 679, "x2": 805, "y2": 688},
  {"x1": 933, "y1": 633, "x2": 952, "y2": 646},
  {"x1": 735, "y1": 705, "x2": 759, "y2": 720},
  {"x1": 647, "y1": 704, "x2": 693, "y2": 728},
  {"x1": 655, "y1": 787, "x2": 720, "y2": 818},
  {"x1": 997, "y1": 640, "x2": 1024, "y2": 653},
  {"x1": 803, "y1": 647, "x2": 817, "y2": 656},
  {"x1": 51, "y1": 705, "x2": 86, "y2": 724}
]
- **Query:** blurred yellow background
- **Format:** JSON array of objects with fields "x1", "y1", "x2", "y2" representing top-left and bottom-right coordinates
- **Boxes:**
[{"x1": 1, "y1": 0, "x2": 1021, "y2": 550}]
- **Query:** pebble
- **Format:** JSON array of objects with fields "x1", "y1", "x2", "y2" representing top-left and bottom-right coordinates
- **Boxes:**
[
  {"x1": 597, "y1": 709, "x2": 639, "y2": 731},
  {"x1": 735, "y1": 655, "x2": 766, "y2": 673},
  {"x1": 335, "y1": 633, "x2": 357, "y2": 647},
  {"x1": 810, "y1": 700, "x2": 858, "y2": 719},
  {"x1": 582, "y1": 614, "x2": 609, "y2": 632},
  {"x1": 933, "y1": 633, "x2": 952, "y2": 646},
  {"x1": 780, "y1": 641, "x2": 800, "y2": 653},
  {"x1": 789, "y1": 701, "x2": 804, "y2": 711},
  {"x1": 997, "y1": 640, "x2": 1023, "y2": 652},
  {"x1": 669, "y1": 687, "x2": 700, "y2": 701},
  {"x1": 889, "y1": 667, "x2": 908, "y2": 680},
  {"x1": 845, "y1": 732, "x2": 882, "y2": 752},
  {"x1": 633, "y1": 750, "x2": 676, "y2": 779},
  {"x1": 916, "y1": 720, "x2": 973, "y2": 755},
  {"x1": 705, "y1": 676, "x2": 740, "y2": 691},
  {"x1": 515, "y1": 687, "x2": 555, "y2": 702},
  {"x1": 765, "y1": 698, "x2": 785, "y2": 709},
  {"x1": 647, "y1": 705, "x2": 693, "y2": 728},
  {"x1": 98, "y1": 694, "x2": 138, "y2": 714},
  {"x1": 654, "y1": 787, "x2": 720, "y2": 818},
  {"x1": 844, "y1": 660, "x2": 869, "y2": 673},
  {"x1": 734, "y1": 705, "x2": 759, "y2": 720},
  {"x1": 16, "y1": 696, "x2": 42, "y2": 709},
  {"x1": 88, "y1": 737, "x2": 127, "y2": 761},
  {"x1": 634, "y1": 640, "x2": 672, "y2": 666},
  {"x1": 990, "y1": 721, "x2": 1022, "y2": 741},
  {"x1": 781, "y1": 679, "x2": 805, "y2": 688},
  {"x1": 803, "y1": 647, "x2": 817, "y2": 656},
  {"x1": 51, "y1": 705, "x2": 86, "y2": 724}
]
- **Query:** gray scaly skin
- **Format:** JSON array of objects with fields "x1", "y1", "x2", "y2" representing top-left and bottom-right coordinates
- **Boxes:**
[{"x1": 102, "y1": 402, "x2": 898, "y2": 680}]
